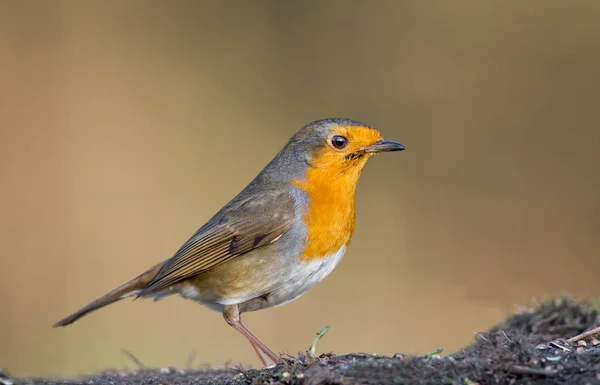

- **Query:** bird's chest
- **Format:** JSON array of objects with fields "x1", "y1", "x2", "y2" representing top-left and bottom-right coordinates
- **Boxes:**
[{"x1": 292, "y1": 172, "x2": 357, "y2": 262}]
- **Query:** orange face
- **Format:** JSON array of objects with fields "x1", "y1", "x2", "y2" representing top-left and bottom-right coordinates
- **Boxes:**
[
  {"x1": 310, "y1": 125, "x2": 385, "y2": 173},
  {"x1": 292, "y1": 125, "x2": 402, "y2": 261}
]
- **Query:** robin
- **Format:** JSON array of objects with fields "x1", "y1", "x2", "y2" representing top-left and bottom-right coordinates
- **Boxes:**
[{"x1": 53, "y1": 118, "x2": 405, "y2": 366}]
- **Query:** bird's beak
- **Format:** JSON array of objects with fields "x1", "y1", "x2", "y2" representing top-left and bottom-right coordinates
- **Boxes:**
[{"x1": 362, "y1": 139, "x2": 405, "y2": 153}]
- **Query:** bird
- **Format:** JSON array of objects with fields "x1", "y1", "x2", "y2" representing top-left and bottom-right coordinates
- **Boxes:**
[{"x1": 53, "y1": 117, "x2": 405, "y2": 367}]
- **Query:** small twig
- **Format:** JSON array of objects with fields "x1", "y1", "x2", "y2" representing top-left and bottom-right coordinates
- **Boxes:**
[
  {"x1": 549, "y1": 341, "x2": 571, "y2": 352},
  {"x1": 508, "y1": 364, "x2": 558, "y2": 376},
  {"x1": 474, "y1": 332, "x2": 489, "y2": 342},
  {"x1": 501, "y1": 331, "x2": 512, "y2": 343},
  {"x1": 567, "y1": 326, "x2": 600, "y2": 343},
  {"x1": 280, "y1": 352, "x2": 303, "y2": 364},
  {"x1": 121, "y1": 348, "x2": 146, "y2": 368},
  {"x1": 532, "y1": 313, "x2": 558, "y2": 333},
  {"x1": 308, "y1": 325, "x2": 330, "y2": 355},
  {"x1": 230, "y1": 364, "x2": 247, "y2": 376},
  {"x1": 185, "y1": 350, "x2": 197, "y2": 368},
  {"x1": 548, "y1": 324, "x2": 585, "y2": 334}
]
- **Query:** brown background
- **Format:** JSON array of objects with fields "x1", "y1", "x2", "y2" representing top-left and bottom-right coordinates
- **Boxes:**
[{"x1": 1, "y1": 0, "x2": 599, "y2": 378}]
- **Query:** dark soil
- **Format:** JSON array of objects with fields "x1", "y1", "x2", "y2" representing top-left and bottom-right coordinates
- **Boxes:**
[{"x1": 6, "y1": 297, "x2": 600, "y2": 385}]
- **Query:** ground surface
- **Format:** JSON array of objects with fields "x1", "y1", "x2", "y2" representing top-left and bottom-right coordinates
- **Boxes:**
[{"x1": 6, "y1": 297, "x2": 600, "y2": 385}]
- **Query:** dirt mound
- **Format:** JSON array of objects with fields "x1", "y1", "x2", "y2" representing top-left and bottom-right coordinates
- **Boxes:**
[{"x1": 7, "y1": 297, "x2": 600, "y2": 385}]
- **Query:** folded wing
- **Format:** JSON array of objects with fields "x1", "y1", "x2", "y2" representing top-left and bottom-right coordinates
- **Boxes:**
[{"x1": 140, "y1": 189, "x2": 296, "y2": 295}]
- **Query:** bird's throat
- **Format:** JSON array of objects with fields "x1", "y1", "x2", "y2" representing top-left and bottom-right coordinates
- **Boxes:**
[{"x1": 291, "y1": 160, "x2": 366, "y2": 262}]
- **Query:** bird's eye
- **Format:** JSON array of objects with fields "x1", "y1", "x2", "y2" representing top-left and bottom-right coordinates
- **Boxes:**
[{"x1": 331, "y1": 135, "x2": 349, "y2": 149}]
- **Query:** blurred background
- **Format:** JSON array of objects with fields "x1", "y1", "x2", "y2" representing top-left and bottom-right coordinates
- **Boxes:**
[{"x1": 2, "y1": 0, "x2": 600, "y2": 378}]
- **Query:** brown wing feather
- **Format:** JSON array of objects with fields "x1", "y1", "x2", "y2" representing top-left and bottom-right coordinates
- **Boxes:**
[{"x1": 140, "y1": 189, "x2": 296, "y2": 295}]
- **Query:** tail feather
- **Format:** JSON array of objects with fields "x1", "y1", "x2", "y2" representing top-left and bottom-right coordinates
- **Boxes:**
[{"x1": 53, "y1": 262, "x2": 164, "y2": 327}]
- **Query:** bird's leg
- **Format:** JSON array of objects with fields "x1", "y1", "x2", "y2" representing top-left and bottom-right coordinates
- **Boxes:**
[
  {"x1": 240, "y1": 316, "x2": 271, "y2": 366},
  {"x1": 223, "y1": 304, "x2": 280, "y2": 366}
]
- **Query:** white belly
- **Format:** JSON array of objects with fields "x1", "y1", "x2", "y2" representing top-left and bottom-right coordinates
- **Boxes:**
[
  {"x1": 271, "y1": 245, "x2": 347, "y2": 308},
  {"x1": 177, "y1": 245, "x2": 347, "y2": 312}
]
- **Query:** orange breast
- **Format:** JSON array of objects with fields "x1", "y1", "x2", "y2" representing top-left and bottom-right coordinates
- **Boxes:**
[{"x1": 291, "y1": 152, "x2": 367, "y2": 262}]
